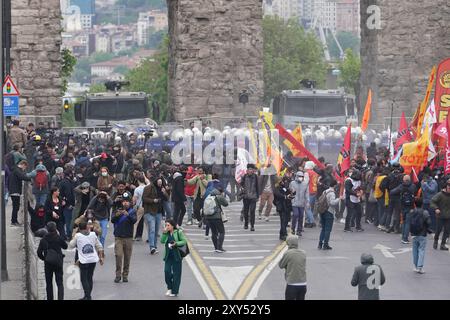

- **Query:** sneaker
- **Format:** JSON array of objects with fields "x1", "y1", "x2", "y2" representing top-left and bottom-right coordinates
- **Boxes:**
[
  {"x1": 250, "y1": 227, "x2": 255, "y2": 232},
  {"x1": 204, "y1": 235, "x2": 209, "y2": 240},
  {"x1": 166, "y1": 289, "x2": 172, "y2": 296},
  {"x1": 122, "y1": 277, "x2": 128, "y2": 283},
  {"x1": 417, "y1": 268, "x2": 425, "y2": 274},
  {"x1": 168, "y1": 293, "x2": 178, "y2": 297},
  {"x1": 440, "y1": 245, "x2": 449, "y2": 251},
  {"x1": 356, "y1": 228, "x2": 364, "y2": 232},
  {"x1": 265, "y1": 218, "x2": 270, "y2": 222},
  {"x1": 291, "y1": 230, "x2": 296, "y2": 235},
  {"x1": 187, "y1": 220, "x2": 193, "y2": 226},
  {"x1": 296, "y1": 232, "x2": 302, "y2": 237},
  {"x1": 258, "y1": 215, "x2": 262, "y2": 220},
  {"x1": 114, "y1": 276, "x2": 121, "y2": 283},
  {"x1": 215, "y1": 249, "x2": 226, "y2": 253},
  {"x1": 318, "y1": 243, "x2": 322, "y2": 250},
  {"x1": 150, "y1": 248, "x2": 158, "y2": 255},
  {"x1": 198, "y1": 221, "x2": 203, "y2": 228},
  {"x1": 322, "y1": 244, "x2": 333, "y2": 250},
  {"x1": 413, "y1": 267, "x2": 419, "y2": 273},
  {"x1": 280, "y1": 236, "x2": 287, "y2": 241},
  {"x1": 10, "y1": 222, "x2": 21, "y2": 227},
  {"x1": 244, "y1": 225, "x2": 248, "y2": 230},
  {"x1": 401, "y1": 240, "x2": 410, "y2": 244},
  {"x1": 344, "y1": 228, "x2": 353, "y2": 232}
]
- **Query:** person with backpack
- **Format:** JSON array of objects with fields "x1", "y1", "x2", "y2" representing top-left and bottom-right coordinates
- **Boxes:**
[
  {"x1": 375, "y1": 168, "x2": 389, "y2": 230},
  {"x1": 318, "y1": 180, "x2": 342, "y2": 250},
  {"x1": 69, "y1": 221, "x2": 104, "y2": 300},
  {"x1": 409, "y1": 198, "x2": 433, "y2": 274},
  {"x1": 430, "y1": 179, "x2": 450, "y2": 251},
  {"x1": 187, "y1": 166, "x2": 211, "y2": 226},
  {"x1": 203, "y1": 187, "x2": 229, "y2": 253},
  {"x1": 161, "y1": 219, "x2": 188, "y2": 297},
  {"x1": 240, "y1": 164, "x2": 260, "y2": 232},
  {"x1": 391, "y1": 175, "x2": 416, "y2": 244},
  {"x1": 59, "y1": 169, "x2": 77, "y2": 240},
  {"x1": 87, "y1": 192, "x2": 113, "y2": 248},
  {"x1": 421, "y1": 174, "x2": 439, "y2": 232},
  {"x1": 384, "y1": 164, "x2": 404, "y2": 233},
  {"x1": 289, "y1": 171, "x2": 309, "y2": 236},
  {"x1": 111, "y1": 194, "x2": 137, "y2": 283},
  {"x1": 37, "y1": 221, "x2": 68, "y2": 300},
  {"x1": 28, "y1": 163, "x2": 50, "y2": 206}
]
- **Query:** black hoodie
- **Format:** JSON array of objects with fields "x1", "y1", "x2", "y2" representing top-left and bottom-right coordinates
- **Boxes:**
[{"x1": 37, "y1": 232, "x2": 68, "y2": 262}]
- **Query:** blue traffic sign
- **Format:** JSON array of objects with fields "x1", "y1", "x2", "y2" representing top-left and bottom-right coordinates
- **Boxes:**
[{"x1": 3, "y1": 96, "x2": 19, "y2": 116}]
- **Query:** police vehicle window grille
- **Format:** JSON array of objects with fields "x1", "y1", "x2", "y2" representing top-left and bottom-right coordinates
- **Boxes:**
[
  {"x1": 115, "y1": 100, "x2": 148, "y2": 119},
  {"x1": 285, "y1": 97, "x2": 315, "y2": 117},
  {"x1": 87, "y1": 100, "x2": 117, "y2": 120},
  {"x1": 314, "y1": 98, "x2": 345, "y2": 117}
]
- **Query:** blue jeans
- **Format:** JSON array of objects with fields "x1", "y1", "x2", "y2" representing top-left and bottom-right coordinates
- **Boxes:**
[
  {"x1": 186, "y1": 196, "x2": 194, "y2": 222},
  {"x1": 145, "y1": 213, "x2": 162, "y2": 250},
  {"x1": 99, "y1": 219, "x2": 109, "y2": 248},
  {"x1": 305, "y1": 195, "x2": 316, "y2": 224},
  {"x1": 291, "y1": 207, "x2": 304, "y2": 234},
  {"x1": 376, "y1": 198, "x2": 385, "y2": 227},
  {"x1": 163, "y1": 201, "x2": 173, "y2": 220},
  {"x1": 63, "y1": 207, "x2": 73, "y2": 239},
  {"x1": 412, "y1": 236, "x2": 427, "y2": 268},
  {"x1": 401, "y1": 207, "x2": 412, "y2": 241},
  {"x1": 34, "y1": 193, "x2": 47, "y2": 207},
  {"x1": 319, "y1": 211, "x2": 334, "y2": 245}
]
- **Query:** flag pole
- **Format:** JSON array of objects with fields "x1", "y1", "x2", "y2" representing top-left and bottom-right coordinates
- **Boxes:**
[{"x1": 388, "y1": 100, "x2": 395, "y2": 156}]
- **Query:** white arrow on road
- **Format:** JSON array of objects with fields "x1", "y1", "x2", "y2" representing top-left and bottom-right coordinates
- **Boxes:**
[
  {"x1": 392, "y1": 248, "x2": 412, "y2": 255},
  {"x1": 373, "y1": 244, "x2": 395, "y2": 258}
]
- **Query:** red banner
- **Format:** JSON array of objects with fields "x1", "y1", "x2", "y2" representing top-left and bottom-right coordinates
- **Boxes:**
[
  {"x1": 337, "y1": 124, "x2": 352, "y2": 176},
  {"x1": 395, "y1": 112, "x2": 413, "y2": 151},
  {"x1": 276, "y1": 124, "x2": 325, "y2": 170},
  {"x1": 446, "y1": 114, "x2": 450, "y2": 175},
  {"x1": 436, "y1": 58, "x2": 450, "y2": 123}
]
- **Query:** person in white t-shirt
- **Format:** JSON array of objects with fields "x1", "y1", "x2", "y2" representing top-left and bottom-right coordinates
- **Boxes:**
[{"x1": 69, "y1": 221, "x2": 104, "y2": 300}]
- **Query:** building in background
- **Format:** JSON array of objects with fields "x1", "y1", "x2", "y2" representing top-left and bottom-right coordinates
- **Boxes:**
[
  {"x1": 298, "y1": 0, "x2": 336, "y2": 31},
  {"x1": 336, "y1": 0, "x2": 360, "y2": 35},
  {"x1": 137, "y1": 10, "x2": 169, "y2": 46},
  {"x1": 271, "y1": 0, "x2": 299, "y2": 22},
  {"x1": 66, "y1": 0, "x2": 96, "y2": 30}
]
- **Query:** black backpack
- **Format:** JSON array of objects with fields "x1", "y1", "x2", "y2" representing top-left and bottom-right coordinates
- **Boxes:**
[
  {"x1": 401, "y1": 189, "x2": 414, "y2": 207},
  {"x1": 410, "y1": 209, "x2": 425, "y2": 235}
]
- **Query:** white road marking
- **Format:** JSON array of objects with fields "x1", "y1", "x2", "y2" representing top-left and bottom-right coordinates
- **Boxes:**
[
  {"x1": 373, "y1": 244, "x2": 395, "y2": 258},
  {"x1": 203, "y1": 256, "x2": 265, "y2": 261},
  {"x1": 185, "y1": 255, "x2": 215, "y2": 300},
  {"x1": 307, "y1": 256, "x2": 350, "y2": 260},
  {"x1": 392, "y1": 248, "x2": 412, "y2": 255},
  {"x1": 198, "y1": 250, "x2": 270, "y2": 253},
  {"x1": 210, "y1": 266, "x2": 254, "y2": 300},
  {"x1": 187, "y1": 233, "x2": 276, "y2": 237},
  {"x1": 246, "y1": 246, "x2": 288, "y2": 300},
  {"x1": 193, "y1": 244, "x2": 274, "y2": 248}
]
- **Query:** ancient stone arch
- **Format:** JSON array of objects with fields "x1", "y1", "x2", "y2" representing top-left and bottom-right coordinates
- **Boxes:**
[{"x1": 9, "y1": 0, "x2": 450, "y2": 127}]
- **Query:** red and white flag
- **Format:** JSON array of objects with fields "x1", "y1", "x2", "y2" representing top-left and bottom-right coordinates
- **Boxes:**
[{"x1": 445, "y1": 114, "x2": 450, "y2": 175}]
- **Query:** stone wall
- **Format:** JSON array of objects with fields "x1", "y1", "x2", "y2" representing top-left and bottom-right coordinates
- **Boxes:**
[
  {"x1": 167, "y1": 0, "x2": 264, "y2": 122},
  {"x1": 11, "y1": 0, "x2": 62, "y2": 126},
  {"x1": 360, "y1": 0, "x2": 450, "y2": 129}
]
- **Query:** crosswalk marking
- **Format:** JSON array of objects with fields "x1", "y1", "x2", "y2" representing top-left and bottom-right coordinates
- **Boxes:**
[
  {"x1": 203, "y1": 256, "x2": 265, "y2": 261},
  {"x1": 198, "y1": 250, "x2": 271, "y2": 253}
]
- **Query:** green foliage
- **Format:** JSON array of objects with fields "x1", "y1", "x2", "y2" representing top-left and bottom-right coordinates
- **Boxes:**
[
  {"x1": 263, "y1": 16, "x2": 327, "y2": 105},
  {"x1": 62, "y1": 107, "x2": 77, "y2": 127},
  {"x1": 125, "y1": 36, "x2": 169, "y2": 123},
  {"x1": 61, "y1": 49, "x2": 77, "y2": 94},
  {"x1": 89, "y1": 83, "x2": 107, "y2": 93},
  {"x1": 327, "y1": 31, "x2": 360, "y2": 59},
  {"x1": 338, "y1": 48, "x2": 361, "y2": 95},
  {"x1": 114, "y1": 65, "x2": 130, "y2": 75},
  {"x1": 146, "y1": 28, "x2": 168, "y2": 49}
]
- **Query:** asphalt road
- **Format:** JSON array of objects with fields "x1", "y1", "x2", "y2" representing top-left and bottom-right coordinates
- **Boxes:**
[{"x1": 20, "y1": 198, "x2": 450, "y2": 300}]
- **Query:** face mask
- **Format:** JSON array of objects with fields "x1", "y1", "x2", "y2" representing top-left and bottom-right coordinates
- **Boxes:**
[
  {"x1": 102, "y1": 172, "x2": 108, "y2": 177},
  {"x1": 297, "y1": 177, "x2": 303, "y2": 182}
]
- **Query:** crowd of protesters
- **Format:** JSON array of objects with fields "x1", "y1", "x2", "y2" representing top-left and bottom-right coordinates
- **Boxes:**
[{"x1": 4, "y1": 120, "x2": 449, "y2": 300}]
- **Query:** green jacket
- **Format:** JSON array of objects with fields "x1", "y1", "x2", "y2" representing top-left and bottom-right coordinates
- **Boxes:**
[
  {"x1": 430, "y1": 191, "x2": 450, "y2": 219},
  {"x1": 160, "y1": 229, "x2": 188, "y2": 262},
  {"x1": 278, "y1": 235, "x2": 306, "y2": 285}
]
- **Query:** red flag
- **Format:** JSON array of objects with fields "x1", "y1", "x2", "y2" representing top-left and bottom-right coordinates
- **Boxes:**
[
  {"x1": 276, "y1": 124, "x2": 325, "y2": 170},
  {"x1": 337, "y1": 124, "x2": 352, "y2": 176},
  {"x1": 361, "y1": 89, "x2": 372, "y2": 132},
  {"x1": 395, "y1": 112, "x2": 413, "y2": 151},
  {"x1": 435, "y1": 122, "x2": 448, "y2": 139},
  {"x1": 445, "y1": 114, "x2": 450, "y2": 175},
  {"x1": 435, "y1": 58, "x2": 450, "y2": 123}
]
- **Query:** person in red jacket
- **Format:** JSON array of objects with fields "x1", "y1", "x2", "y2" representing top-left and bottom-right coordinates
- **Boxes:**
[{"x1": 184, "y1": 166, "x2": 196, "y2": 225}]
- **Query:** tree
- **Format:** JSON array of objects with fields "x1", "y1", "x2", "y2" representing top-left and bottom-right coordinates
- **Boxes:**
[
  {"x1": 339, "y1": 48, "x2": 361, "y2": 111},
  {"x1": 263, "y1": 16, "x2": 327, "y2": 105},
  {"x1": 114, "y1": 65, "x2": 130, "y2": 75},
  {"x1": 327, "y1": 31, "x2": 360, "y2": 59},
  {"x1": 89, "y1": 83, "x2": 107, "y2": 93},
  {"x1": 61, "y1": 49, "x2": 77, "y2": 95},
  {"x1": 125, "y1": 36, "x2": 169, "y2": 122}
]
